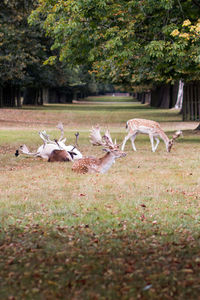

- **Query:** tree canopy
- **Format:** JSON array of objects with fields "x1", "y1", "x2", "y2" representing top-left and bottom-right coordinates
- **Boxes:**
[
  {"x1": 29, "y1": 0, "x2": 200, "y2": 90},
  {"x1": 0, "y1": 0, "x2": 108, "y2": 106},
  {"x1": 0, "y1": 0, "x2": 54, "y2": 87}
]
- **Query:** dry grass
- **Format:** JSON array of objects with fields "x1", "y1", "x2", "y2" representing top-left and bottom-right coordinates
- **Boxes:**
[{"x1": 0, "y1": 98, "x2": 200, "y2": 299}]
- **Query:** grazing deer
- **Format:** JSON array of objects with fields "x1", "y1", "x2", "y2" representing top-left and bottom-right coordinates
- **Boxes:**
[
  {"x1": 72, "y1": 126, "x2": 126, "y2": 174},
  {"x1": 16, "y1": 123, "x2": 82, "y2": 161},
  {"x1": 121, "y1": 118, "x2": 182, "y2": 152}
]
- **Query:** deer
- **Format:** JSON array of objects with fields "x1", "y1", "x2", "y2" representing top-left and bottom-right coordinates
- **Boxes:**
[
  {"x1": 15, "y1": 123, "x2": 82, "y2": 161},
  {"x1": 72, "y1": 125, "x2": 126, "y2": 174},
  {"x1": 48, "y1": 150, "x2": 73, "y2": 162},
  {"x1": 121, "y1": 118, "x2": 182, "y2": 153}
]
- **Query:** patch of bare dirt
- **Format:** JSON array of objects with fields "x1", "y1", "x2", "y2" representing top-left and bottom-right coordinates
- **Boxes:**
[{"x1": 161, "y1": 121, "x2": 198, "y2": 131}]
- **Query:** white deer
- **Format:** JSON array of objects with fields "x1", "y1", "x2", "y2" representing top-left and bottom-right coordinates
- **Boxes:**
[
  {"x1": 121, "y1": 118, "x2": 182, "y2": 152},
  {"x1": 16, "y1": 123, "x2": 82, "y2": 161},
  {"x1": 72, "y1": 125, "x2": 126, "y2": 174}
]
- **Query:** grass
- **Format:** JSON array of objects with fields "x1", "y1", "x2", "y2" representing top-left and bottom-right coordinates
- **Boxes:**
[
  {"x1": 0, "y1": 97, "x2": 200, "y2": 299},
  {"x1": 79, "y1": 95, "x2": 135, "y2": 102},
  {"x1": 0, "y1": 98, "x2": 183, "y2": 129}
]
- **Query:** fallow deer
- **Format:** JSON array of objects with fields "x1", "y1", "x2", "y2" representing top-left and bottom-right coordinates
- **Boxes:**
[
  {"x1": 48, "y1": 149, "x2": 73, "y2": 162},
  {"x1": 72, "y1": 126, "x2": 126, "y2": 174},
  {"x1": 121, "y1": 118, "x2": 182, "y2": 152},
  {"x1": 16, "y1": 123, "x2": 82, "y2": 161}
]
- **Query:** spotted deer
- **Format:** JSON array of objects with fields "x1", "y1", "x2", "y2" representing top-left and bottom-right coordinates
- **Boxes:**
[
  {"x1": 121, "y1": 118, "x2": 182, "y2": 152},
  {"x1": 72, "y1": 126, "x2": 126, "y2": 174}
]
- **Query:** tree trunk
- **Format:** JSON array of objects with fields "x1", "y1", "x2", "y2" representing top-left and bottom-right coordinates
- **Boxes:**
[
  {"x1": 0, "y1": 87, "x2": 3, "y2": 107},
  {"x1": 16, "y1": 86, "x2": 22, "y2": 107},
  {"x1": 174, "y1": 80, "x2": 184, "y2": 109},
  {"x1": 73, "y1": 90, "x2": 78, "y2": 100},
  {"x1": 151, "y1": 84, "x2": 177, "y2": 108},
  {"x1": 158, "y1": 85, "x2": 171, "y2": 108},
  {"x1": 3, "y1": 85, "x2": 14, "y2": 106},
  {"x1": 39, "y1": 88, "x2": 43, "y2": 105},
  {"x1": 150, "y1": 85, "x2": 169, "y2": 107},
  {"x1": 195, "y1": 123, "x2": 200, "y2": 130},
  {"x1": 141, "y1": 93, "x2": 146, "y2": 104},
  {"x1": 23, "y1": 87, "x2": 39, "y2": 105},
  {"x1": 182, "y1": 81, "x2": 200, "y2": 121},
  {"x1": 145, "y1": 92, "x2": 151, "y2": 104}
]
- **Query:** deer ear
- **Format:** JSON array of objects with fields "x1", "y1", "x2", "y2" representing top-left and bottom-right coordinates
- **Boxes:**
[
  {"x1": 15, "y1": 150, "x2": 19, "y2": 157},
  {"x1": 68, "y1": 151, "x2": 77, "y2": 158}
]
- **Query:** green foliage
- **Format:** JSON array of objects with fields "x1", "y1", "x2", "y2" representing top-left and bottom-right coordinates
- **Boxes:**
[
  {"x1": 170, "y1": 19, "x2": 200, "y2": 81},
  {"x1": 0, "y1": 0, "x2": 95, "y2": 99},
  {"x1": 0, "y1": 0, "x2": 45, "y2": 85},
  {"x1": 29, "y1": 0, "x2": 200, "y2": 88}
]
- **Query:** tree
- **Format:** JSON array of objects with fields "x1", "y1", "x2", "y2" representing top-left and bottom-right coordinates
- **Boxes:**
[
  {"x1": 170, "y1": 18, "x2": 200, "y2": 81},
  {"x1": 170, "y1": 18, "x2": 200, "y2": 124},
  {"x1": 29, "y1": 0, "x2": 200, "y2": 90},
  {"x1": 0, "y1": 0, "x2": 95, "y2": 107},
  {"x1": 0, "y1": 0, "x2": 51, "y2": 106}
]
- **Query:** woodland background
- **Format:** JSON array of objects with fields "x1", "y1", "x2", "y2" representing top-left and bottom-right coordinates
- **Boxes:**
[{"x1": 0, "y1": 0, "x2": 200, "y2": 124}]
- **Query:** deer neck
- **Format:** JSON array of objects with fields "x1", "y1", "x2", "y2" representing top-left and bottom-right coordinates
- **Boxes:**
[
  {"x1": 98, "y1": 152, "x2": 116, "y2": 174},
  {"x1": 159, "y1": 130, "x2": 170, "y2": 149}
]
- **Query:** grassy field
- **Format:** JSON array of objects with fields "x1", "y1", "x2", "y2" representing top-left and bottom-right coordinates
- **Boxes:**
[
  {"x1": 75, "y1": 95, "x2": 135, "y2": 102},
  {"x1": 0, "y1": 97, "x2": 200, "y2": 299}
]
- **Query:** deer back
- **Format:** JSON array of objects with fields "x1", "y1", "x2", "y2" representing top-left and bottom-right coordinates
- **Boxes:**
[{"x1": 72, "y1": 156, "x2": 100, "y2": 174}]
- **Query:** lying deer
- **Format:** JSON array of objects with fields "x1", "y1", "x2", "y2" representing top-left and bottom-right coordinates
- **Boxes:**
[
  {"x1": 72, "y1": 125, "x2": 126, "y2": 174},
  {"x1": 121, "y1": 118, "x2": 182, "y2": 152},
  {"x1": 48, "y1": 150, "x2": 73, "y2": 162},
  {"x1": 16, "y1": 123, "x2": 82, "y2": 161}
]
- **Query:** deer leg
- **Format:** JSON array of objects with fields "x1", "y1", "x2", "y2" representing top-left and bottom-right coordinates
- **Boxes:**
[
  {"x1": 149, "y1": 134, "x2": 156, "y2": 152},
  {"x1": 154, "y1": 137, "x2": 160, "y2": 151},
  {"x1": 121, "y1": 131, "x2": 136, "y2": 151},
  {"x1": 19, "y1": 145, "x2": 40, "y2": 157},
  {"x1": 130, "y1": 133, "x2": 138, "y2": 151}
]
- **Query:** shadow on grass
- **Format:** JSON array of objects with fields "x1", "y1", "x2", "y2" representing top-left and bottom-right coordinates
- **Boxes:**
[{"x1": 1, "y1": 224, "x2": 200, "y2": 300}]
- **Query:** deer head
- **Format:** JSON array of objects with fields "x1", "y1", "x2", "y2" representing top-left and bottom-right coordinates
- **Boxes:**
[
  {"x1": 167, "y1": 130, "x2": 183, "y2": 152},
  {"x1": 72, "y1": 126, "x2": 126, "y2": 174},
  {"x1": 90, "y1": 125, "x2": 126, "y2": 159}
]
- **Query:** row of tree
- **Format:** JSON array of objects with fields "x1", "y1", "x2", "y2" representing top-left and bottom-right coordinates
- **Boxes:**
[
  {"x1": 29, "y1": 1, "x2": 200, "y2": 85},
  {"x1": 0, "y1": 0, "x2": 115, "y2": 107},
  {"x1": 0, "y1": 0, "x2": 200, "y2": 121}
]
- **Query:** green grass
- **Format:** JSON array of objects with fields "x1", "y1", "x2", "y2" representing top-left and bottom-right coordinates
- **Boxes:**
[
  {"x1": 81, "y1": 95, "x2": 135, "y2": 102},
  {"x1": 0, "y1": 100, "x2": 183, "y2": 131},
  {"x1": 0, "y1": 97, "x2": 200, "y2": 299}
]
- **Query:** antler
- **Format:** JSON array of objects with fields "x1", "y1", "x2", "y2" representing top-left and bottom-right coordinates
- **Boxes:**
[
  {"x1": 90, "y1": 125, "x2": 104, "y2": 146},
  {"x1": 103, "y1": 129, "x2": 115, "y2": 146},
  {"x1": 56, "y1": 122, "x2": 64, "y2": 142},
  {"x1": 75, "y1": 132, "x2": 79, "y2": 147},
  {"x1": 90, "y1": 125, "x2": 116, "y2": 148}
]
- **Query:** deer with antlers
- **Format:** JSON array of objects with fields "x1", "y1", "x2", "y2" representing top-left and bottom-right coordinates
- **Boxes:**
[
  {"x1": 72, "y1": 125, "x2": 126, "y2": 174},
  {"x1": 121, "y1": 118, "x2": 182, "y2": 152},
  {"x1": 16, "y1": 123, "x2": 82, "y2": 161}
]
